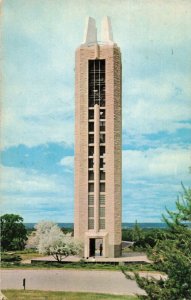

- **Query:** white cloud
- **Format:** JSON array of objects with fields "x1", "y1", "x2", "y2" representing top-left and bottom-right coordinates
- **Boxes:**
[
  {"x1": 122, "y1": 146, "x2": 191, "y2": 222},
  {"x1": 60, "y1": 156, "x2": 74, "y2": 170},
  {"x1": 1, "y1": 165, "x2": 74, "y2": 222},
  {"x1": 116, "y1": 1, "x2": 191, "y2": 49},
  {"x1": 0, "y1": 165, "x2": 72, "y2": 195},
  {"x1": 2, "y1": 0, "x2": 191, "y2": 148},
  {"x1": 3, "y1": 0, "x2": 191, "y2": 46},
  {"x1": 1, "y1": 82, "x2": 74, "y2": 148},
  {"x1": 1, "y1": 0, "x2": 191, "y2": 223},
  {"x1": 123, "y1": 74, "x2": 191, "y2": 137},
  {"x1": 1, "y1": 195, "x2": 74, "y2": 223},
  {"x1": 123, "y1": 147, "x2": 191, "y2": 179}
]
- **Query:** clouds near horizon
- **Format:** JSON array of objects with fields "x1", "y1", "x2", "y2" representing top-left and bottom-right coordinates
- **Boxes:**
[{"x1": 1, "y1": 0, "x2": 191, "y2": 222}]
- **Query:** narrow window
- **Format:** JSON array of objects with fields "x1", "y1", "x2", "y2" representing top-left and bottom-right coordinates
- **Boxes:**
[
  {"x1": 100, "y1": 146, "x2": 105, "y2": 156},
  {"x1": 100, "y1": 121, "x2": 105, "y2": 132},
  {"x1": 89, "y1": 122, "x2": 94, "y2": 132},
  {"x1": 100, "y1": 134, "x2": 105, "y2": 143},
  {"x1": 88, "y1": 170, "x2": 94, "y2": 181},
  {"x1": 100, "y1": 194, "x2": 105, "y2": 205},
  {"x1": 89, "y1": 134, "x2": 94, "y2": 144},
  {"x1": 88, "y1": 146, "x2": 94, "y2": 157},
  {"x1": 89, "y1": 110, "x2": 94, "y2": 119},
  {"x1": 99, "y1": 207, "x2": 105, "y2": 218},
  {"x1": 100, "y1": 170, "x2": 105, "y2": 180},
  {"x1": 88, "y1": 183, "x2": 94, "y2": 192},
  {"x1": 100, "y1": 183, "x2": 105, "y2": 192},
  {"x1": 100, "y1": 109, "x2": 105, "y2": 119},
  {"x1": 88, "y1": 158, "x2": 94, "y2": 169},
  {"x1": 100, "y1": 158, "x2": 104, "y2": 168},
  {"x1": 88, "y1": 207, "x2": 94, "y2": 218},
  {"x1": 99, "y1": 219, "x2": 105, "y2": 230},
  {"x1": 88, "y1": 219, "x2": 94, "y2": 230},
  {"x1": 88, "y1": 194, "x2": 94, "y2": 205}
]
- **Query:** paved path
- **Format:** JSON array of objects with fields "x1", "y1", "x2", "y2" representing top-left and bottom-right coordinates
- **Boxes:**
[
  {"x1": 1, "y1": 269, "x2": 146, "y2": 296},
  {"x1": 23, "y1": 253, "x2": 151, "y2": 264}
]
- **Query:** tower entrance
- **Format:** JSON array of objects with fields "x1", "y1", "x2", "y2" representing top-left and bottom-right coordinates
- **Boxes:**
[
  {"x1": 89, "y1": 238, "x2": 103, "y2": 257},
  {"x1": 89, "y1": 238, "x2": 95, "y2": 256}
]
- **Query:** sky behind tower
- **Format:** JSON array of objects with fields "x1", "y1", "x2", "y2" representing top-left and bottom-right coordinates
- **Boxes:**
[{"x1": 1, "y1": 0, "x2": 191, "y2": 222}]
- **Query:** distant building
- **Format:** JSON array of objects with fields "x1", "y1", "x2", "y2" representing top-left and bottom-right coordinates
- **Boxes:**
[{"x1": 74, "y1": 17, "x2": 122, "y2": 258}]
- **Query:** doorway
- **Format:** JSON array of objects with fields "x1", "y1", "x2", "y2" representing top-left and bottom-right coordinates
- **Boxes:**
[
  {"x1": 89, "y1": 238, "x2": 103, "y2": 257},
  {"x1": 89, "y1": 238, "x2": 95, "y2": 257},
  {"x1": 95, "y1": 238, "x2": 103, "y2": 256}
]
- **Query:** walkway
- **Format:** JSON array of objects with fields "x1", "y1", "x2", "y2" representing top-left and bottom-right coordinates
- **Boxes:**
[
  {"x1": 24, "y1": 253, "x2": 151, "y2": 264},
  {"x1": 1, "y1": 269, "x2": 146, "y2": 296}
]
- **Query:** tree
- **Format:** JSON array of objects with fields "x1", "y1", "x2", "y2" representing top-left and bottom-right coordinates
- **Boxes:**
[
  {"x1": 134, "y1": 186, "x2": 191, "y2": 300},
  {"x1": 132, "y1": 221, "x2": 144, "y2": 242},
  {"x1": 0, "y1": 214, "x2": 27, "y2": 251},
  {"x1": 27, "y1": 221, "x2": 82, "y2": 261},
  {"x1": 122, "y1": 225, "x2": 167, "y2": 250},
  {"x1": 47, "y1": 233, "x2": 82, "y2": 262}
]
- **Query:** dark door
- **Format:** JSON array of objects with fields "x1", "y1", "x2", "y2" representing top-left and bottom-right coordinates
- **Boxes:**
[{"x1": 89, "y1": 239, "x2": 95, "y2": 257}]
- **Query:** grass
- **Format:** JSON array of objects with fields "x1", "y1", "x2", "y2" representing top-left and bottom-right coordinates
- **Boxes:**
[
  {"x1": 1, "y1": 250, "x2": 156, "y2": 273},
  {"x1": 8, "y1": 250, "x2": 44, "y2": 260},
  {"x1": 19, "y1": 252, "x2": 44, "y2": 260},
  {"x1": 4, "y1": 250, "x2": 44, "y2": 261},
  {"x1": 1, "y1": 261, "x2": 156, "y2": 272},
  {"x1": 2, "y1": 290, "x2": 138, "y2": 300}
]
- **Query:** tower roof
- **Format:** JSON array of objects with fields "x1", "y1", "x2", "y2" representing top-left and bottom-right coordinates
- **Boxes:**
[
  {"x1": 83, "y1": 17, "x2": 97, "y2": 45},
  {"x1": 101, "y1": 16, "x2": 113, "y2": 44},
  {"x1": 83, "y1": 16, "x2": 114, "y2": 45}
]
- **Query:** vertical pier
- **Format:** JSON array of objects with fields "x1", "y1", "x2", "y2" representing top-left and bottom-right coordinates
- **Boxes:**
[{"x1": 94, "y1": 103, "x2": 100, "y2": 232}]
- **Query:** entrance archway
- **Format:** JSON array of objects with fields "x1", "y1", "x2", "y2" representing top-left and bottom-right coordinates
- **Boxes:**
[
  {"x1": 89, "y1": 238, "x2": 95, "y2": 256},
  {"x1": 89, "y1": 238, "x2": 103, "y2": 257}
]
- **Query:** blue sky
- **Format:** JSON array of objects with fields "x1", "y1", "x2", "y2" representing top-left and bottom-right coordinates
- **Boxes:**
[{"x1": 1, "y1": 0, "x2": 191, "y2": 223}]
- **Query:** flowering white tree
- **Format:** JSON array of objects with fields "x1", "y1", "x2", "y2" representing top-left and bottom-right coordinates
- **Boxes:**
[
  {"x1": 27, "y1": 221, "x2": 82, "y2": 262},
  {"x1": 47, "y1": 233, "x2": 82, "y2": 262}
]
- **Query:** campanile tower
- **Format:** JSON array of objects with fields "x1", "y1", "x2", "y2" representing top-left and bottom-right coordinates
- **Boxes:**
[{"x1": 74, "y1": 17, "x2": 122, "y2": 258}]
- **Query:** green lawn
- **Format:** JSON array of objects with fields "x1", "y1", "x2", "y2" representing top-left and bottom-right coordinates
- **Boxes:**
[
  {"x1": 4, "y1": 250, "x2": 44, "y2": 261},
  {"x1": 19, "y1": 252, "x2": 44, "y2": 261},
  {"x1": 1, "y1": 261, "x2": 155, "y2": 272},
  {"x1": 2, "y1": 290, "x2": 138, "y2": 300},
  {"x1": 1, "y1": 250, "x2": 156, "y2": 273}
]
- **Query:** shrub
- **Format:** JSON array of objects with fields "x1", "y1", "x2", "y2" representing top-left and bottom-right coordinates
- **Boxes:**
[{"x1": 1, "y1": 253, "x2": 22, "y2": 262}]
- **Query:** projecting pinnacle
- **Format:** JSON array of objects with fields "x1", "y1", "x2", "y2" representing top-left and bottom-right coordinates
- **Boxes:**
[
  {"x1": 83, "y1": 17, "x2": 97, "y2": 45},
  {"x1": 101, "y1": 16, "x2": 114, "y2": 44}
]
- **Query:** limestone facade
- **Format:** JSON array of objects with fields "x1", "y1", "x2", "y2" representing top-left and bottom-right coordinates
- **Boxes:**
[{"x1": 74, "y1": 36, "x2": 122, "y2": 258}]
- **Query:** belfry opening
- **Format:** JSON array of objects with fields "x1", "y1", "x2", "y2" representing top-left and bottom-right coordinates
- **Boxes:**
[{"x1": 74, "y1": 16, "x2": 122, "y2": 258}]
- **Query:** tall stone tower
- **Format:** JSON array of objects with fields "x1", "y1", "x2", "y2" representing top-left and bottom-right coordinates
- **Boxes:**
[{"x1": 74, "y1": 16, "x2": 122, "y2": 258}]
